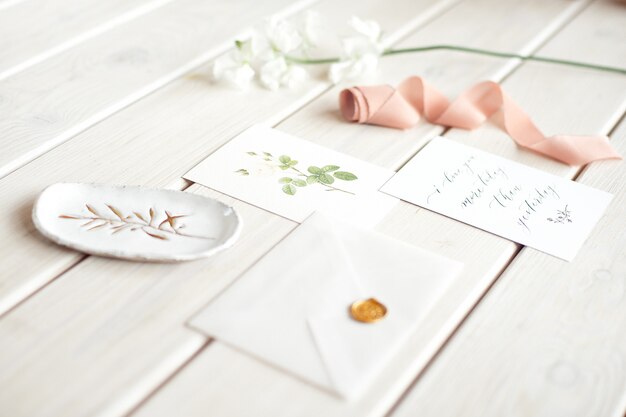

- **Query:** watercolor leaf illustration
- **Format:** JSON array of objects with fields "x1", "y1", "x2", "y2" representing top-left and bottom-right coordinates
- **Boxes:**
[
  {"x1": 237, "y1": 151, "x2": 358, "y2": 196},
  {"x1": 59, "y1": 204, "x2": 214, "y2": 241}
]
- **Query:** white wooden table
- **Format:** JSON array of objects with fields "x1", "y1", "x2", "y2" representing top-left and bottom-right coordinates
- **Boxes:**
[{"x1": 0, "y1": 0, "x2": 624, "y2": 416}]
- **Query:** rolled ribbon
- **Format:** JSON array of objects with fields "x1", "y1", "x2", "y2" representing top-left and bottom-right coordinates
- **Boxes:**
[{"x1": 339, "y1": 76, "x2": 621, "y2": 166}]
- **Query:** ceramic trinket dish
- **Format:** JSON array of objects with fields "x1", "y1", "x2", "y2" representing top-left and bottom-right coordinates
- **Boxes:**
[{"x1": 32, "y1": 183, "x2": 242, "y2": 262}]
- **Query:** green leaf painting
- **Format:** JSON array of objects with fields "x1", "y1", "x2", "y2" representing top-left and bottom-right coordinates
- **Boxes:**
[
  {"x1": 318, "y1": 173, "x2": 334, "y2": 184},
  {"x1": 333, "y1": 171, "x2": 358, "y2": 181},
  {"x1": 282, "y1": 183, "x2": 297, "y2": 195},
  {"x1": 237, "y1": 151, "x2": 359, "y2": 196}
]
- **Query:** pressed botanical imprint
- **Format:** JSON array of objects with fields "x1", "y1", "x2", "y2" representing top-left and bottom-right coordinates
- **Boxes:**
[{"x1": 59, "y1": 204, "x2": 215, "y2": 241}]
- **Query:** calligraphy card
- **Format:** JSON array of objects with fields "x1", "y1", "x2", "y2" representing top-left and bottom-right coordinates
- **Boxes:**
[
  {"x1": 185, "y1": 124, "x2": 398, "y2": 227},
  {"x1": 380, "y1": 137, "x2": 613, "y2": 261}
]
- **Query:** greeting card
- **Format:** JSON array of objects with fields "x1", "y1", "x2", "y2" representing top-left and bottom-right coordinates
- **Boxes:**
[
  {"x1": 185, "y1": 124, "x2": 398, "y2": 227},
  {"x1": 381, "y1": 137, "x2": 613, "y2": 261}
]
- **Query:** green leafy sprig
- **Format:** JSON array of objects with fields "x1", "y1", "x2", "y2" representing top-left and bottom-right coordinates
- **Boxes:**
[
  {"x1": 237, "y1": 151, "x2": 358, "y2": 196},
  {"x1": 547, "y1": 204, "x2": 573, "y2": 224}
]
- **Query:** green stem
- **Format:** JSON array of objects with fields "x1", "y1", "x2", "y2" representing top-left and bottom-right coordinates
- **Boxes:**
[
  {"x1": 286, "y1": 44, "x2": 626, "y2": 75},
  {"x1": 286, "y1": 56, "x2": 340, "y2": 65},
  {"x1": 385, "y1": 45, "x2": 626, "y2": 75}
]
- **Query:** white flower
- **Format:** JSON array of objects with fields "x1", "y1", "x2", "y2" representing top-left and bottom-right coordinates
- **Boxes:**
[
  {"x1": 348, "y1": 16, "x2": 382, "y2": 46},
  {"x1": 234, "y1": 38, "x2": 258, "y2": 61},
  {"x1": 282, "y1": 64, "x2": 308, "y2": 89},
  {"x1": 214, "y1": 14, "x2": 387, "y2": 89},
  {"x1": 212, "y1": 38, "x2": 257, "y2": 89},
  {"x1": 260, "y1": 57, "x2": 287, "y2": 91},
  {"x1": 213, "y1": 59, "x2": 255, "y2": 90},
  {"x1": 328, "y1": 16, "x2": 383, "y2": 83},
  {"x1": 265, "y1": 16, "x2": 302, "y2": 54},
  {"x1": 342, "y1": 35, "x2": 381, "y2": 58},
  {"x1": 260, "y1": 56, "x2": 307, "y2": 91},
  {"x1": 329, "y1": 53, "x2": 378, "y2": 84}
]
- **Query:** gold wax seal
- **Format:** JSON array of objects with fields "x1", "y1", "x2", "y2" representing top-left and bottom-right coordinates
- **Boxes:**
[{"x1": 350, "y1": 298, "x2": 387, "y2": 323}]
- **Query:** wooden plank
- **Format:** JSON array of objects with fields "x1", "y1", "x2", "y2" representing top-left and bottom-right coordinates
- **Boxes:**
[
  {"x1": 538, "y1": 0, "x2": 626, "y2": 67},
  {"x1": 396, "y1": 0, "x2": 589, "y2": 55},
  {"x1": 0, "y1": 0, "x2": 598, "y2": 416},
  {"x1": 0, "y1": 0, "x2": 181, "y2": 80},
  {"x1": 0, "y1": 0, "x2": 26, "y2": 11},
  {"x1": 388, "y1": 118, "x2": 626, "y2": 417},
  {"x1": 0, "y1": 0, "x2": 311, "y2": 180},
  {"x1": 0, "y1": 1, "x2": 463, "y2": 415}
]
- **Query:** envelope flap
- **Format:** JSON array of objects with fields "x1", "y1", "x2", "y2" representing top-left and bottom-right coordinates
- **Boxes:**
[
  {"x1": 305, "y1": 214, "x2": 463, "y2": 398},
  {"x1": 334, "y1": 218, "x2": 463, "y2": 319},
  {"x1": 308, "y1": 307, "x2": 413, "y2": 399}
]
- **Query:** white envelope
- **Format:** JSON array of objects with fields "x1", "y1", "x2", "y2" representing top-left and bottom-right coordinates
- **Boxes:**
[{"x1": 189, "y1": 212, "x2": 463, "y2": 399}]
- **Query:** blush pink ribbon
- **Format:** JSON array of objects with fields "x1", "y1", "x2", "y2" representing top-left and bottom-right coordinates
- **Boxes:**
[{"x1": 339, "y1": 76, "x2": 621, "y2": 165}]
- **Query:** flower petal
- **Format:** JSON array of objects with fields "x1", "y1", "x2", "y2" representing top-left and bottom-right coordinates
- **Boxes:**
[
  {"x1": 235, "y1": 37, "x2": 258, "y2": 62},
  {"x1": 301, "y1": 10, "x2": 323, "y2": 48},
  {"x1": 342, "y1": 36, "x2": 378, "y2": 59},
  {"x1": 328, "y1": 53, "x2": 378, "y2": 84},
  {"x1": 348, "y1": 16, "x2": 381, "y2": 42},
  {"x1": 212, "y1": 53, "x2": 237, "y2": 79},
  {"x1": 265, "y1": 16, "x2": 302, "y2": 53},
  {"x1": 222, "y1": 64, "x2": 255, "y2": 90},
  {"x1": 282, "y1": 65, "x2": 308, "y2": 89},
  {"x1": 329, "y1": 60, "x2": 354, "y2": 84},
  {"x1": 260, "y1": 57, "x2": 288, "y2": 90}
]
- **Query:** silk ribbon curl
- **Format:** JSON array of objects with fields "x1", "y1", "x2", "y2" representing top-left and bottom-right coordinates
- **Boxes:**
[{"x1": 339, "y1": 77, "x2": 621, "y2": 166}]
